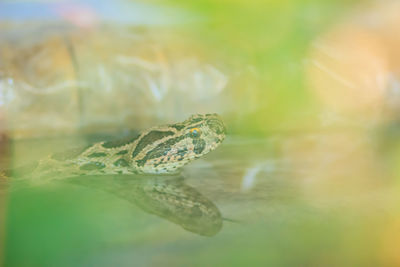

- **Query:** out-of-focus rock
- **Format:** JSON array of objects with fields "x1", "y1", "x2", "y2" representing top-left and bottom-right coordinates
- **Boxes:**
[{"x1": 0, "y1": 24, "x2": 231, "y2": 138}]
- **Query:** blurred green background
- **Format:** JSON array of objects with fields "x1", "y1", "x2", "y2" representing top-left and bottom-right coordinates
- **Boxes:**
[{"x1": 158, "y1": 0, "x2": 364, "y2": 134}]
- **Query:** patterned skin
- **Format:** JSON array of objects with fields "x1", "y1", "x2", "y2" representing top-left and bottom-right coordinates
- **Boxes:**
[
  {"x1": 14, "y1": 114, "x2": 226, "y2": 181},
  {"x1": 0, "y1": 114, "x2": 227, "y2": 236}
]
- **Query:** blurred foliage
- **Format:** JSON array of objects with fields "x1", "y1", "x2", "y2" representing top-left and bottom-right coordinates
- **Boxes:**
[{"x1": 148, "y1": 0, "x2": 366, "y2": 135}]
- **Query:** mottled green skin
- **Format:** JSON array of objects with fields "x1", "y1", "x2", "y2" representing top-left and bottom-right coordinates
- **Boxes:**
[
  {"x1": 1, "y1": 114, "x2": 227, "y2": 236},
  {"x1": 21, "y1": 114, "x2": 225, "y2": 182}
]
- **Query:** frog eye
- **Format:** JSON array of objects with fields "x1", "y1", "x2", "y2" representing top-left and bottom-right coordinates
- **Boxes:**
[{"x1": 189, "y1": 128, "x2": 201, "y2": 138}]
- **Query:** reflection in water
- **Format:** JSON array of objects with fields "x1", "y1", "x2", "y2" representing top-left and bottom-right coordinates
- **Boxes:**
[{"x1": 64, "y1": 174, "x2": 223, "y2": 237}]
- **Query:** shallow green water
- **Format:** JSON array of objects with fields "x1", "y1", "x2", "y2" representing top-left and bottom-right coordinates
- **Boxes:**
[{"x1": 3, "y1": 132, "x2": 399, "y2": 266}]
